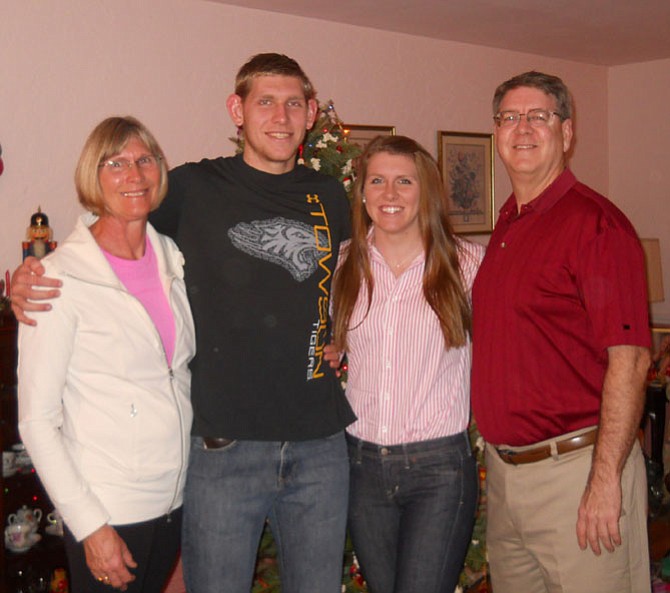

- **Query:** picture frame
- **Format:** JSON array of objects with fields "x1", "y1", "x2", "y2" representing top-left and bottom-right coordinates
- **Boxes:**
[
  {"x1": 437, "y1": 131, "x2": 495, "y2": 234},
  {"x1": 343, "y1": 124, "x2": 396, "y2": 150}
]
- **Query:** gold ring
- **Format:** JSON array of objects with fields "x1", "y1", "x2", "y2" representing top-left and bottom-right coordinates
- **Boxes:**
[{"x1": 98, "y1": 575, "x2": 110, "y2": 583}]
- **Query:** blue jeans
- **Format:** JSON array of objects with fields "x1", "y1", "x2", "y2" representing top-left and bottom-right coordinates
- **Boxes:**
[
  {"x1": 182, "y1": 432, "x2": 349, "y2": 593},
  {"x1": 347, "y1": 432, "x2": 477, "y2": 593}
]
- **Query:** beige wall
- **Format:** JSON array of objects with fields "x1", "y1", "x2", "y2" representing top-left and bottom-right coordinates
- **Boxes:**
[
  {"x1": 609, "y1": 59, "x2": 670, "y2": 323},
  {"x1": 1, "y1": 0, "x2": 611, "y2": 287}
]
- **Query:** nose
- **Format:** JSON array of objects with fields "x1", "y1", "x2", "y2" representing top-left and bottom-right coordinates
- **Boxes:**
[
  {"x1": 513, "y1": 113, "x2": 533, "y2": 132},
  {"x1": 272, "y1": 103, "x2": 288, "y2": 122},
  {"x1": 125, "y1": 161, "x2": 146, "y2": 181},
  {"x1": 383, "y1": 182, "x2": 398, "y2": 200}
]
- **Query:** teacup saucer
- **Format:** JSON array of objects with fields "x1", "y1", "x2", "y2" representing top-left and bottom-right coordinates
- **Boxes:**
[
  {"x1": 45, "y1": 524, "x2": 63, "y2": 537},
  {"x1": 7, "y1": 543, "x2": 32, "y2": 553}
]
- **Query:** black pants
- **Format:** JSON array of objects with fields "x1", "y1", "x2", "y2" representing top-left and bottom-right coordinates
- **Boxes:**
[{"x1": 64, "y1": 507, "x2": 182, "y2": 593}]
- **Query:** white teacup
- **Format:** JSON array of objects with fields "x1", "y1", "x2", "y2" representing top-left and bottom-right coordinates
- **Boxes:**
[
  {"x1": 46, "y1": 510, "x2": 64, "y2": 537},
  {"x1": 12, "y1": 443, "x2": 31, "y2": 469},
  {"x1": 4, "y1": 522, "x2": 37, "y2": 552},
  {"x1": 2, "y1": 451, "x2": 16, "y2": 477}
]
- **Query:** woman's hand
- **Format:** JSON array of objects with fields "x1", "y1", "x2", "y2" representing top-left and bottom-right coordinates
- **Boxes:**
[
  {"x1": 83, "y1": 525, "x2": 137, "y2": 590},
  {"x1": 10, "y1": 256, "x2": 62, "y2": 325}
]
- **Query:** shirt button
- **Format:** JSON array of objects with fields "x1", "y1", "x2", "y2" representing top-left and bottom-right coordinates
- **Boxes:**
[{"x1": 501, "y1": 241, "x2": 506, "y2": 248}]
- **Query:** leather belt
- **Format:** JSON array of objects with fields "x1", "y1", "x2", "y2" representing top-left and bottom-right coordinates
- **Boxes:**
[
  {"x1": 202, "y1": 437, "x2": 234, "y2": 450},
  {"x1": 495, "y1": 429, "x2": 597, "y2": 465}
]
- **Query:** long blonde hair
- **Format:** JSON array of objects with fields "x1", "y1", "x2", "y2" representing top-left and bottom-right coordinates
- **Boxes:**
[{"x1": 332, "y1": 135, "x2": 471, "y2": 351}]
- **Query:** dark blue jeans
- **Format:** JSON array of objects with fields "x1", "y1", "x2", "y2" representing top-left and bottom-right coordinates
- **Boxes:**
[
  {"x1": 182, "y1": 433, "x2": 349, "y2": 593},
  {"x1": 347, "y1": 432, "x2": 477, "y2": 593}
]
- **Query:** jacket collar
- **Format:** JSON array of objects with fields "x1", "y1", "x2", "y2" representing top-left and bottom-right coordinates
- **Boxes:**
[{"x1": 48, "y1": 213, "x2": 184, "y2": 286}]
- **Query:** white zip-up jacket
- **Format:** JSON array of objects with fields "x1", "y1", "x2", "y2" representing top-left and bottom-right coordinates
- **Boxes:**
[{"x1": 18, "y1": 214, "x2": 195, "y2": 541}]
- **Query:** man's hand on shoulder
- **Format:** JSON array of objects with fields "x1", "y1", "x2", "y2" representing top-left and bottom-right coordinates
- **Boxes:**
[
  {"x1": 10, "y1": 256, "x2": 62, "y2": 326},
  {"x1": 324, "y1": 343, "x2": 345, "y2": 377}
]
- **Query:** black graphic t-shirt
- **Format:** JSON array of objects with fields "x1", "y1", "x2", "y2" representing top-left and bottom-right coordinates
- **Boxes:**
[{"x1": 150, "y1": 154, "x2": 355, "y2": 440}]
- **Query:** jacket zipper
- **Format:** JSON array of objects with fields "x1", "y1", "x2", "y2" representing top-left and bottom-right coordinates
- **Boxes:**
[{"x1": 163, "y1": 275, "x2": 188, "y2": 519}]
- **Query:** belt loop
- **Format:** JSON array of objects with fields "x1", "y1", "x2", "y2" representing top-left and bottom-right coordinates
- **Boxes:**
[
  {"x1": 355, "y1": 437, "x2": 363, "y2": 464},
  {"x1": 550, "y1": 440, "x2": 559, "y2": 461},
  {"x1": 402, "y1": 443, "x2": 410, "y2": 469},
  {"x1": 463, "y1": 430, "x2": 473, "y2": 456}
]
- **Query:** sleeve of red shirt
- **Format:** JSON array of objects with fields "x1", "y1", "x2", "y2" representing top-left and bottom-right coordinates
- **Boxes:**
[{"x1": 576, "y1": 224, "x2": 651, "y2": 353}]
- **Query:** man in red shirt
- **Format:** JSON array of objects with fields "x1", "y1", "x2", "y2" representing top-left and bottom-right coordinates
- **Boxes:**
[{"x1": 472, "y1": 71, "x2": 651, "y2": 593}]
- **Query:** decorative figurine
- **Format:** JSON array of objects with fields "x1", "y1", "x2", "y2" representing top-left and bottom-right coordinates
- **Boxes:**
[{"x1": 22, "y1": 207, "x2": 57, "y2": 260}]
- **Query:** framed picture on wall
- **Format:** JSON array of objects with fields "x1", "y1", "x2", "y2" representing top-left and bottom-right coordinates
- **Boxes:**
[
  {"x1": 437, "y1": 131, "x2": 494, "y2": 234},
  {"x1": 343, "y1": 124, "x2": 396, "y2": 150}
]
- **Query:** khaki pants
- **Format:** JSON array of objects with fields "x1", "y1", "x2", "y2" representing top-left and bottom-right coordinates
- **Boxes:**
[{"x1": 485, "y1": 434, "x2": 650, "y2": 593}]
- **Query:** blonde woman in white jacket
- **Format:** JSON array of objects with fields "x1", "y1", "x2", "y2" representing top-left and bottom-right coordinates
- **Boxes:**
[{"x1": 18, "y1": 117, "x2": 195, "y2": 592}]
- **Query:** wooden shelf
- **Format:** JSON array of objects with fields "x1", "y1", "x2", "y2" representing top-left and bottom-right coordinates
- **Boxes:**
[{"x1": 0, "y1": 317, "x2": 68, "y2": 592}]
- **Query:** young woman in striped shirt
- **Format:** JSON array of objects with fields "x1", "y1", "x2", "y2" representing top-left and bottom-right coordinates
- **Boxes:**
[{"x1": 331, "y1": 135, "x2": 484, "y2": 593}]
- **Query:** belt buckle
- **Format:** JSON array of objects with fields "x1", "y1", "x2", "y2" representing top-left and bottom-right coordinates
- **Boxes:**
[{"x1": 496, "y1": 448, "x2": 518, "y2": 463}]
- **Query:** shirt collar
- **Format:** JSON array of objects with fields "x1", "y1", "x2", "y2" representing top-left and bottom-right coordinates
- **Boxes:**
[
  {"x1": 366, "y1": 225, "x2": 425, "y2": 269},
  {"x1": 499, "y1": 168, "x2": 577, "y2": 222}
]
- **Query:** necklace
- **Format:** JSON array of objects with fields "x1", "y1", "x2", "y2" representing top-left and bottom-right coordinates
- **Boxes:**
[
  {"x1": 372, "y1": 233, "x2": 423, "y2": 274},
  {"x1": 382, "y1": 246, "x2": 423, "y2": 272},
  {"x1": 389, "y1": 252, "x2": 416, "y2": 269}
]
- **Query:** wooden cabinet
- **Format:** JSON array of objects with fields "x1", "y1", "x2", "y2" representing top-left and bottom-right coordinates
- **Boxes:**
[
  {"x1": 0, "y1": 314, "x2": 68, "y2": 592},
  {"x1": 0, "y1": 313, "x2": 17, "y2": 390}
]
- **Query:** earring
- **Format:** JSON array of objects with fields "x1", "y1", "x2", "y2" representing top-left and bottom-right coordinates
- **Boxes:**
[{"x1": 362, "y1": 195, "x2": 367, "y2": 204}]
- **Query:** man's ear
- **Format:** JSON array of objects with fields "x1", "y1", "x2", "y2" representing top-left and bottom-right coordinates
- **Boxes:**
[
  {"x1": 306, "y1": 99, "x2": 318, "y2": 129},
  {"x1": 562, "y1": 118, "x2": 573, "y2": 154},
  {"x1": 226, "y1": 94, "x2": 244, "y2": 127}
]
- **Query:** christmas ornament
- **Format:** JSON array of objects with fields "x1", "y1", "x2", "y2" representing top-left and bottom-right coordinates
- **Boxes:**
[{"x1": 22, "y1": 207, "x2": 57, "y2": 260}]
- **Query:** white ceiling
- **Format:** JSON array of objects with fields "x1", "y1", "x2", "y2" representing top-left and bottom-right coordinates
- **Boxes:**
[{"x1": 208, "y1": 0, "x2": 670, "y2": 66}]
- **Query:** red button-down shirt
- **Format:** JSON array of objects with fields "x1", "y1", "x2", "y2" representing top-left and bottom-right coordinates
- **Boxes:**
[{"x1": 471, "y1": 169, "x2": 650, "y2": 446}]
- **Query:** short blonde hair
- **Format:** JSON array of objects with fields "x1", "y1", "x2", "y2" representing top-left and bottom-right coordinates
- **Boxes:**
[{"x1": 75, "y1": 116, "x2": 168, "y2": 215}]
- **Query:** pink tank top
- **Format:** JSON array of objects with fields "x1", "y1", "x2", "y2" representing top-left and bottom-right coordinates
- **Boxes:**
[{"x1": 103, "y1": 237, "x2": 176, "y2": 365}]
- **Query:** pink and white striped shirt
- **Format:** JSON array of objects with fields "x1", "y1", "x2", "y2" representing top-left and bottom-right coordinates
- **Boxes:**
[{"x1": 343, "y1": 233, "x2": 484, "y2": 445}]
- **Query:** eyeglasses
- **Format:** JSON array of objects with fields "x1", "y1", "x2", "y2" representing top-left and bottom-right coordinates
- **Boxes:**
[
  {"x1": 98, "y1": 155, "x2": 161, "y2": 173},
  {"x1": 493, "y1": 109, "x2": 562, "y2": 128}
]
